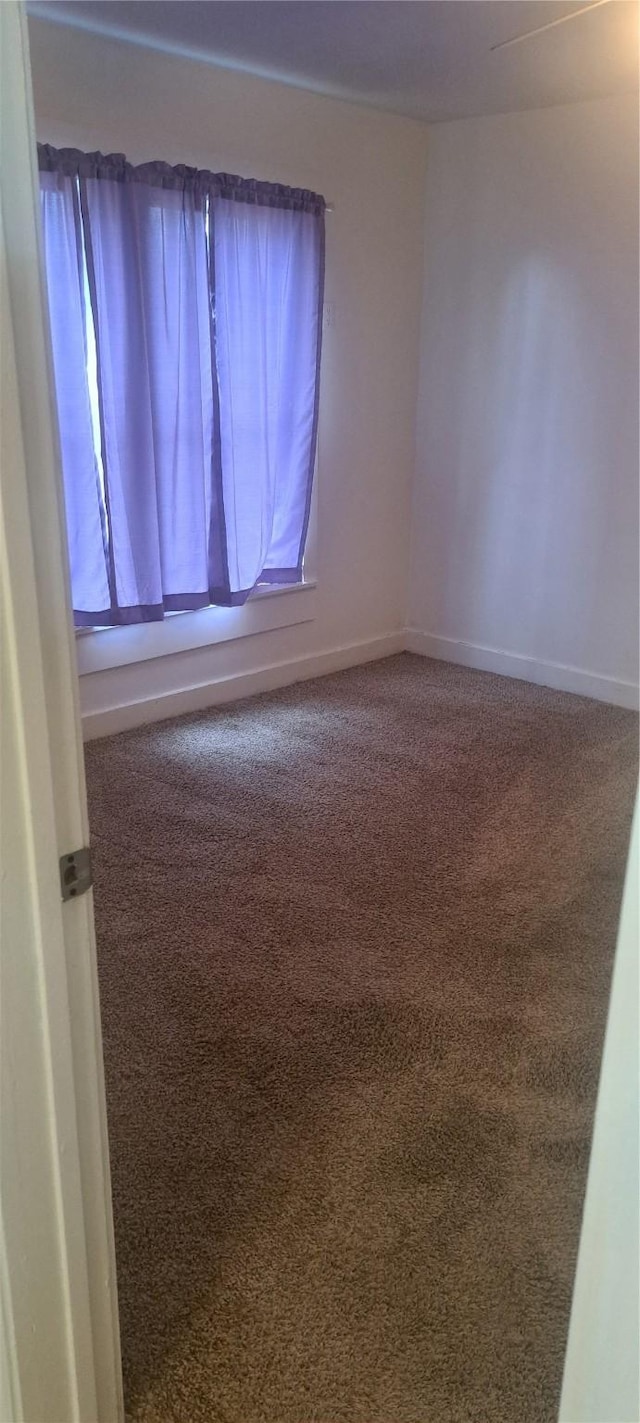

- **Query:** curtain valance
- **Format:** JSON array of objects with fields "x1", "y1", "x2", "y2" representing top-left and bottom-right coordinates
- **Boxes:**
[{"x1": 37, "y1": 143, "x2": 326, "y2": 214}]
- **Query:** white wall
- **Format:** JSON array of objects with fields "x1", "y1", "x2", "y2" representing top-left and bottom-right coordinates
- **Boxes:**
[
  {"x1": 26, "y1": 25, "x2": 640, "y2": 724},
  {"x1": 408, "y1": 94, "x2": 639, "y2": 708},
  {"x1": 28, "y1": 16, "x2": 428, "y2": 735}
]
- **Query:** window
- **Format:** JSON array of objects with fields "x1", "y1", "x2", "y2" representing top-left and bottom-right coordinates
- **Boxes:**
[{"x1": 38, "y1": 145, "x2": 325, "y2": 628}]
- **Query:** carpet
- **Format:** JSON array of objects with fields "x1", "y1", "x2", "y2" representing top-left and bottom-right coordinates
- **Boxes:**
[{"x1": 85, "y1": 654, "x2": 637, "y2": 1423}]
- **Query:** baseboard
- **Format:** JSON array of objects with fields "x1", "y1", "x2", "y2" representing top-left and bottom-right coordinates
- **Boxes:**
[
  {"x1": 81, "y1": 632, "x2": 405, "y2": 740},
  {"x1": 81, "y1": 625, "x2": 639, "y2": 738},
  {"x1": 404, "y1": 629, "x2": 640, "y2": 711}
]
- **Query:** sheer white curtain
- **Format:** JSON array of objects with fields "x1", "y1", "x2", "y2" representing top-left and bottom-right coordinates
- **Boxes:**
[{"x1": 39, "y1": 167, "x2": 112, "y2": 613}]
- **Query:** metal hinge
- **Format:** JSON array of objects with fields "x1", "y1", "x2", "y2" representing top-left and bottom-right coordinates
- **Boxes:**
[{"x1": 59, "y1": 846, "x2": 93, "y2": 901}]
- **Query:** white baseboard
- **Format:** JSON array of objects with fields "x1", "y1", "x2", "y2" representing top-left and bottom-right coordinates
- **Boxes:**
[
  {"x1": 404, "y1": 629, "x2": 639, "y2": 711},
  {"x1": 81, "y1": 632, "x2": 405, "y2": 740},
  {"x1": 81, "y1": 625, "x2": 639, "y2": 739}
]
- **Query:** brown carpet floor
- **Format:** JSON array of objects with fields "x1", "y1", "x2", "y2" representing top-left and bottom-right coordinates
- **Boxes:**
[{"x1": 85, "y1": 654, "x2": 637, "y2": 1423}]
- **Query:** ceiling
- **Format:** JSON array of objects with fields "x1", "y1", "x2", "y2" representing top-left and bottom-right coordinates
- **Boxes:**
[{"x1": 27, "y1": 1, "x2": 639, "y2": 123}]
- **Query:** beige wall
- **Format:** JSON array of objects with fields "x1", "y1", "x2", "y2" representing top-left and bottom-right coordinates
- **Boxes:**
[
  {"x1": 408, "y1": 94, "x2": 639, "y2": 705},
  {"x1": 28, "y1": 15, "x2": 429, "y2": 730},
  {"x1": 28, "y1": 18, "x2": 639, "y2": 722}
]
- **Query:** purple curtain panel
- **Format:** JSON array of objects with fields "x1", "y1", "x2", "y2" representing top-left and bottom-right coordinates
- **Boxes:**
[{"x1": 38, "y1": 145, "x2": 325, "y2": 626}]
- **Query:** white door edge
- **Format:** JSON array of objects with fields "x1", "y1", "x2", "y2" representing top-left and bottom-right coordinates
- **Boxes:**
[{"x1": 0, "y1": 3, "x2": 123, "y2": 1419}]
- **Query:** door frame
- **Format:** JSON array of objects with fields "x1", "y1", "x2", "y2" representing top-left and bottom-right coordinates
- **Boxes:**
[
  {"x1": 559, "y1": 799, "x2": 639, "y2": 1422},
  {"x1": 0, "y1": 3, "x2": 122, "y2": 1418}
]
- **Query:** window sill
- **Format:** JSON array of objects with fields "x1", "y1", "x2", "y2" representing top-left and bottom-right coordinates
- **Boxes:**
[{"x1": 75, "y1": 579, "x2": 317, "y2": 676}]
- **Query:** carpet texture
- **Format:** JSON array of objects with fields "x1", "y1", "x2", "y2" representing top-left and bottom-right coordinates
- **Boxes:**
[{"x1": 85, "y1": 654, "x2": 637, "y2": 1423}]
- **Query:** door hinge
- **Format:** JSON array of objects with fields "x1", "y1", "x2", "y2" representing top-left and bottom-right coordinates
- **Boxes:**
[{"x1": 59, "y1": 846, "x2": 92, "y2": 901}]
